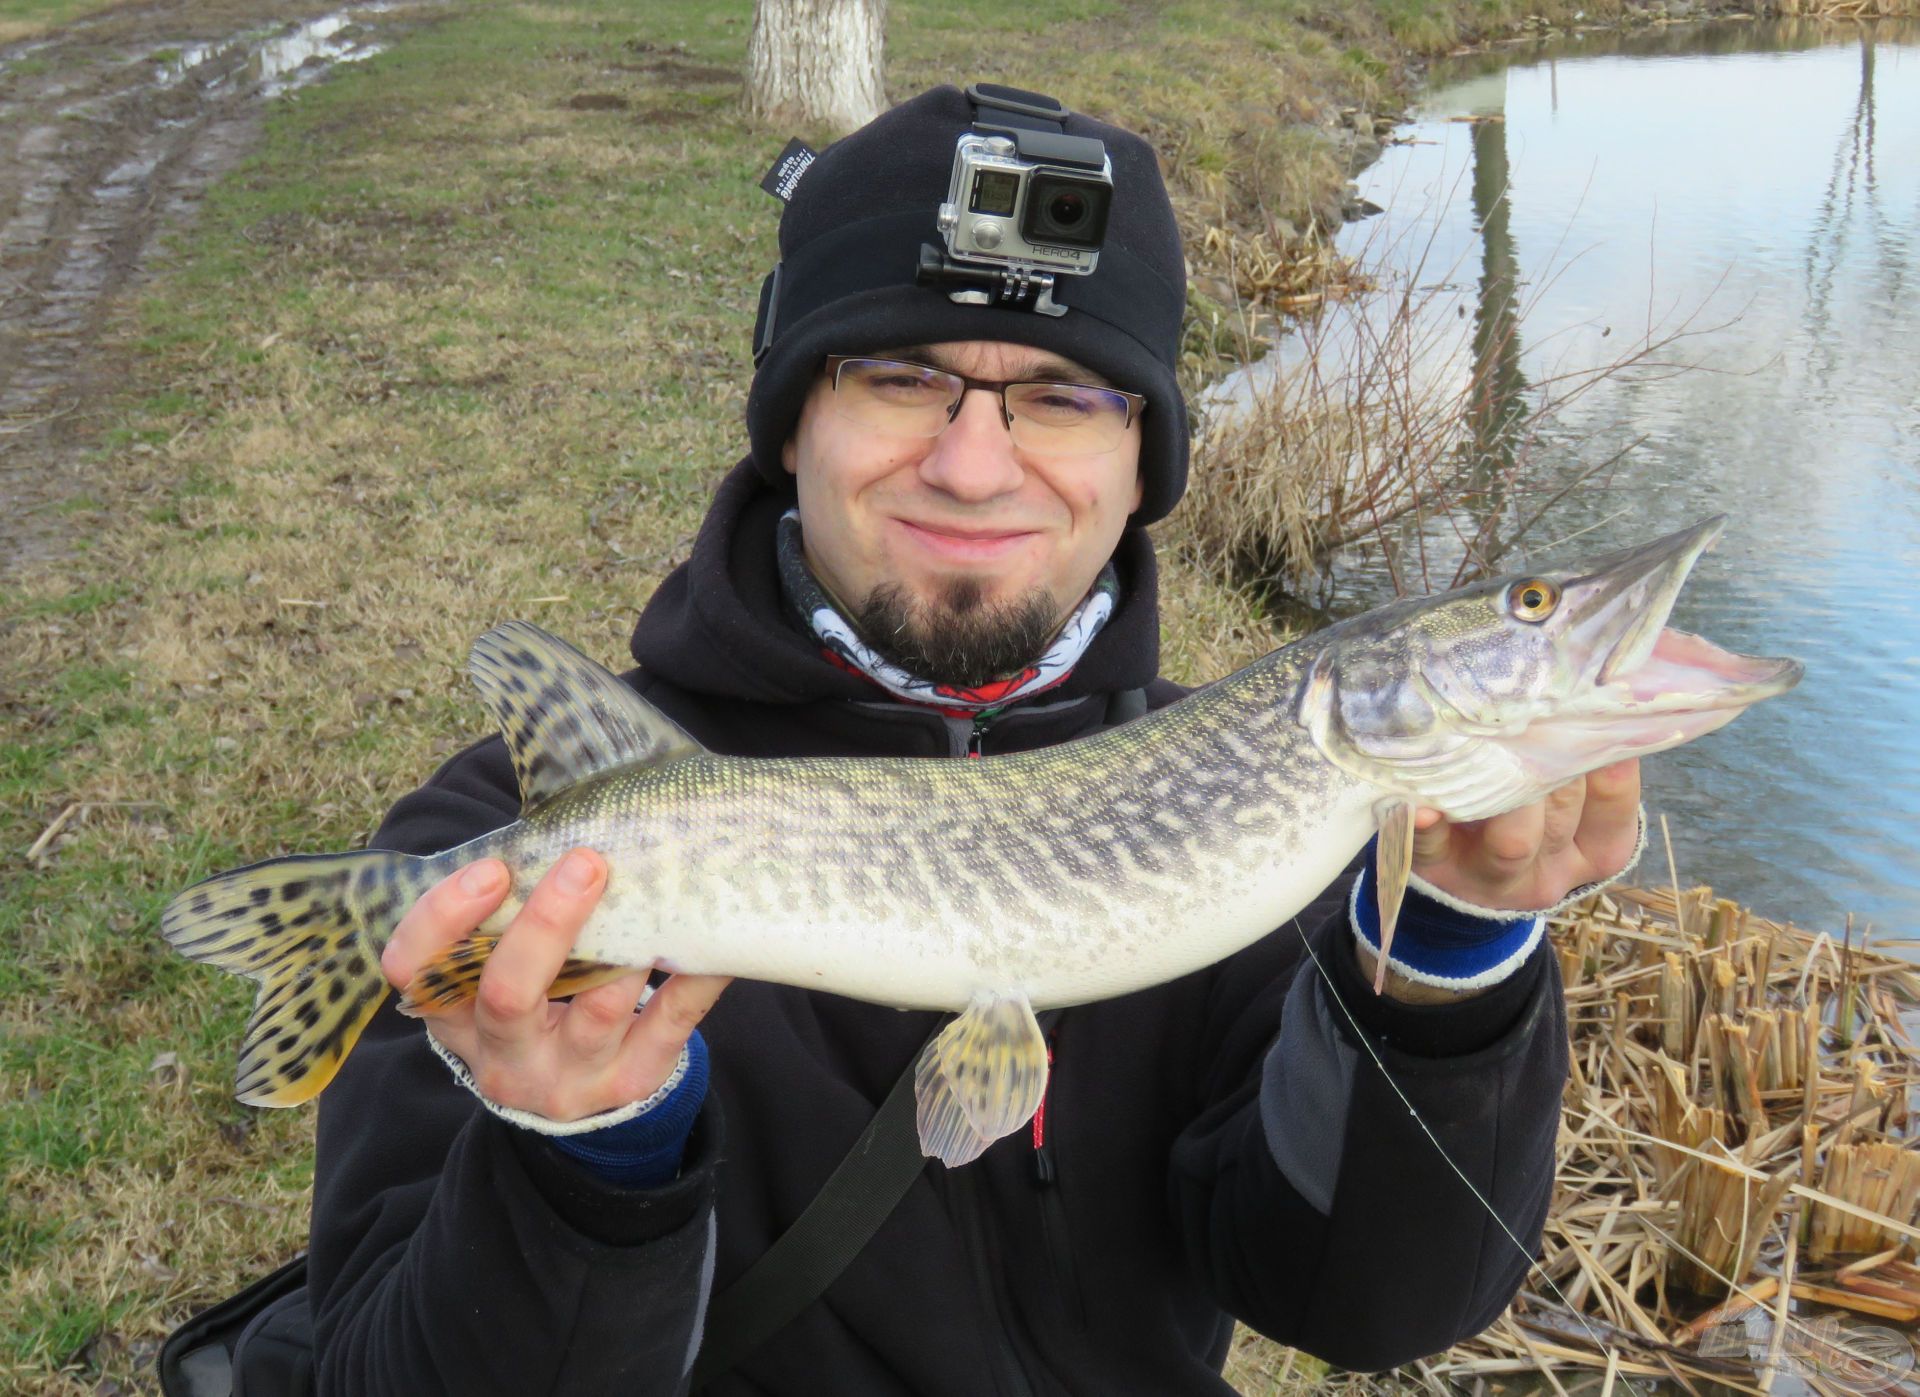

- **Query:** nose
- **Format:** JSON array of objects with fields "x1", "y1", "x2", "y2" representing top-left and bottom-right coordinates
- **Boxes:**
[{"x1": 917, "y1": 387, "x2": 1024, "y2": 502}]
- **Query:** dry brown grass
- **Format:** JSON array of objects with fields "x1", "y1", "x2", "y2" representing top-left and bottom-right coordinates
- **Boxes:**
[
  {"x1": 2, "y1": 0, "x2": 1842, "y2": 1392},
  {"x1": 1180, "y1": 215, "x2": 1727, "y2": 603},
  {"x1": 3, "y1": 0, "x2": 1384, "y2": 1381},
  {"x1": 1777, "y1": 0, "x2": 1919, "y2": 14}
]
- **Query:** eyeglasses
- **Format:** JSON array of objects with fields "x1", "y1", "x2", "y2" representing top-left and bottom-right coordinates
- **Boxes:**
[{"x1": 823, "y1": 355, "x2": 1145, "y2": 457}]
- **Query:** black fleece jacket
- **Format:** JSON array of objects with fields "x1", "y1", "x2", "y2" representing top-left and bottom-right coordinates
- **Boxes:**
[{"x1": 307, "y1": 461, "x2": 1569, "y2": 1396}]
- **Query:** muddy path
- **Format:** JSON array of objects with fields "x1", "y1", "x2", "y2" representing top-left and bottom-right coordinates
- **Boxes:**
[{"x1": 0, "y1": 0, "x2": 424, "y2": 577}]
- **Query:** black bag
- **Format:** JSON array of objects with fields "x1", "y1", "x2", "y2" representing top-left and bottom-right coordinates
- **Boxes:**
[{"x1": 158, "y1": 1253, "x2": 312, "y2": 1397}]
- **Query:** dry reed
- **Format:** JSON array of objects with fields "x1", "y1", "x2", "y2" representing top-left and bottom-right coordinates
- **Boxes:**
[
  {"x1": 1179, "y1": 193, "x2": 1732, "y2": 604},
  {"x1": 1405, "y1": 884, "x2": 1920, "y2": 1393},
  {"x1": 1776, "y1": 0, "x2": 1918, "y2": 17}
]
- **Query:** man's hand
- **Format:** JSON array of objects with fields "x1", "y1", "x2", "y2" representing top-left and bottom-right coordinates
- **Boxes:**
[
  {"x1": 1411, "y1": 759, "x2": 1643, "y2": 912},
  {"x1": 382, "y1": 849, "x2": 731, "y2": 1123}
]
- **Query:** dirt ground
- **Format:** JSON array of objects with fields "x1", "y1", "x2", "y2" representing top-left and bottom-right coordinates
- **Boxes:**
[{"x1": 0, "y1": 0, "x2": 421, "y2": 576}]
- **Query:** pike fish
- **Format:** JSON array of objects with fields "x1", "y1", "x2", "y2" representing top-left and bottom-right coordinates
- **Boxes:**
[{"x1": 163, "y1": 516, "x2": 1800, "y2": 1166}]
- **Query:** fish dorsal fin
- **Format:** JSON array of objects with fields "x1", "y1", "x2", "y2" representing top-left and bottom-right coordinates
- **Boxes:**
[
  {"x1": 468, "y1": 621, "x2": 705, "y2": 810},
  {"x1": 914, "y1": 992, "x2": 1049, "y2": 1168}
]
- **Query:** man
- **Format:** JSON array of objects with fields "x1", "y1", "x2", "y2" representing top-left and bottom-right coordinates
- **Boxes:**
[{"x1": 308, "y1": 85, "x2": 1641, "y2": 1394}]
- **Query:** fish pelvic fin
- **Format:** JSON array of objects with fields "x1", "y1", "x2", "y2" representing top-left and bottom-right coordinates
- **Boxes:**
[
  {"x1": 1372, "y1": 799, "x2": 1417, "y2": 994},
  {"x1": 161, "y1": 850, "x2": 434, "y2": 1107},
  {"x1": 397, "y1": 935, "x2": 633, "y2": 1016},
  {"x1": 468, "y1": 621, "x2": 705, "y2": 811},
  {"x1": 914, "y1": 992, "x2": 1048, "y2": 1169}
]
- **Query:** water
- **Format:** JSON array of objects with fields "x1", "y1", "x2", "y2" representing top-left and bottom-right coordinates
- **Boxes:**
[
  {"x1": 155, "y1": 10, "x2": 389, "y2": 97},
  {"x1": 1237, "y1": 19, "x2": 1920, "y2": 941}
]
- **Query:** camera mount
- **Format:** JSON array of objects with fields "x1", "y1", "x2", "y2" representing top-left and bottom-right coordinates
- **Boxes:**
[{"x1": 916, "y1": 83, "x2": 1113, "y2": 318}]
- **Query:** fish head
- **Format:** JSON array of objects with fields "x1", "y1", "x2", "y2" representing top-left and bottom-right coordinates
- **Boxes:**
[{"x1": 1299, "y1": 516, "x2": 1803, "y2": 820}]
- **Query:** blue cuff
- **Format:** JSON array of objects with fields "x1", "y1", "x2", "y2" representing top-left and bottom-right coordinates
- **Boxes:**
[
  {"x1": 1351, "y1": 841, "x2": 1543, "y2": 990},
  {"x1": 548, "y1": 1030, "x2": 710, "y2": 1189}
]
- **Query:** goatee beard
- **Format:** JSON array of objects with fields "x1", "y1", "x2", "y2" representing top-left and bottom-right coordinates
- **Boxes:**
[{"x1": 854, "y1": 579, "x2": 1061, "y2": 689}]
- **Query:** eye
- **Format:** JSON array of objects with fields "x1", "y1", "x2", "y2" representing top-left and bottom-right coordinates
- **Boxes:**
[
  {"x1": 1506, "y1": 578, "x2": 1560, "y2": 623},
  {"x1": 1026, "y1": 392, "x2": 1094, "y2": 421},
  {"x1": 1008, "y1": 382, "x2": 1120, "y2": 425}
]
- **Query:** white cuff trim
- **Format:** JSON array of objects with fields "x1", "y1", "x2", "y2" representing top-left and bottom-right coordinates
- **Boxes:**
[{"x1": 425, "y1": 1029, "x2": 692, "y2": 1138}]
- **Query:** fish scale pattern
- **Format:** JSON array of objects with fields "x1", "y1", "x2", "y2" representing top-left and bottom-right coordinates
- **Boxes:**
[{"x1": 483, "y1": 641, "x2": 1364, "y2": 1010}]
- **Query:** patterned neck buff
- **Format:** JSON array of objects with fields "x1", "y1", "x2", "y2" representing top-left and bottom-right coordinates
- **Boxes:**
[{"x1": 775, "y1": 509, "x2": 1118, "y2": 716}]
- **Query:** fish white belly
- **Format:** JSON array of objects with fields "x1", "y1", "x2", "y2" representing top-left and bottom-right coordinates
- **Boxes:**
[{"x1": 558, "y1": 783, "x2": 1378, "y2": 1012}]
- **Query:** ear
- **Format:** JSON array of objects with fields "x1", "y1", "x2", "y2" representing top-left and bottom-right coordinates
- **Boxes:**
[
  {"x1": 783, "y1": 378, "x2": 825, "y2": 478},
  {"x1": 1129, "y1": 464, "x2": 1144, "y2": 513}
]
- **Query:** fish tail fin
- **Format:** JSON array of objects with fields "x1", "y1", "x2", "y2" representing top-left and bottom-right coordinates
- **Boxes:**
[
  {"x1": 162, "y1": 849, "x2": 434, "y2": 1106},
  {"x1": 398, "y1": 935, "x2": 632, "y2": 1017}
]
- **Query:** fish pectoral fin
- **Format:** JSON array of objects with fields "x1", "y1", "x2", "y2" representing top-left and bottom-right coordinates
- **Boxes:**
[
  {"x1": 1373, "y1": 799, "x2": 1417, "y2": 995},
  {"x1": 913, "y1": 992, "x2": 1048, "y2": 1169},
  {"x1": 468, "y1": 621, "x2": 706, "y2": 811},
  {"x1": 399, "y1": 935, "x2": 635, "y2": 1015}
]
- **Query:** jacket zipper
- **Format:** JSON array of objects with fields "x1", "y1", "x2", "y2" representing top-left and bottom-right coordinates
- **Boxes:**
[
  {"x1": 1030, "y1": 1031, "x2": 1088, "y2": 1329},
  {"x1": 948, "y1": 707, "x2": 1044, "y2": 1396},
  {"x1": 967, "y1": 711, "x2": 993, "y2": 757}
]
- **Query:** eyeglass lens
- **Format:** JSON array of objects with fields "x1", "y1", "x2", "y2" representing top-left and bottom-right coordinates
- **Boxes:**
[{"x1": 830, "y1": 357, "x2": 1134, "y2": 454}]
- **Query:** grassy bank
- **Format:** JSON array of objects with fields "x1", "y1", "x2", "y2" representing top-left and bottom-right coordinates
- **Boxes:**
[
  {"x1": 0, "y1": 0, "x2": 116, "y2": 44},
  {"x1": 0, "y1": 0, "x2": 1743, "y2": 1391}
]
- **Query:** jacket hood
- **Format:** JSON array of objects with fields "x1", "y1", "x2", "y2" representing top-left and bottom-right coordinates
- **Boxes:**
[{"x1": 629, "y1": 459, "x2": 1163, "y2": 706}]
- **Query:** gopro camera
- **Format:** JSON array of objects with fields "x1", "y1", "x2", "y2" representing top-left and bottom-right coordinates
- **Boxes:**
[{"x1": 918, "y1": 85, "x2": 1112, "y2": 317}]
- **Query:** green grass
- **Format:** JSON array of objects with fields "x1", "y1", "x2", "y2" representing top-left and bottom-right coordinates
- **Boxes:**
[
  {"x1": 10, "y1": 584, "x2": 127, "y2": 618},
  {"x1": 0, "y1": 0, "x2": 119, "y2": 41},
  {"x1": 0, "y1": 0, "x2": 108, "y2": 23},
  {"x1": 0, "y1": 0, "x2": 1620, "y2": 1389}
]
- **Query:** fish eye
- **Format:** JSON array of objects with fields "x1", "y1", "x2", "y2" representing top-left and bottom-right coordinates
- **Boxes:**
[{"x1": 1506, "y1": 578, "x2": 1560, "y2": 623}]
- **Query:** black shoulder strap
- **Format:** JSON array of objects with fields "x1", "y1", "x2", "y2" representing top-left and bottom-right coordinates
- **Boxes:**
[{"x1": 691, "y1": 1027, "x2": 936, "y2": 1389}]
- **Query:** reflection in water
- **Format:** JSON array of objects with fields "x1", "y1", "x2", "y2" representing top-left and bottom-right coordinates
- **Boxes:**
[
  {"x1": 1464, "y1": 112, "x2": 1528, "y2": 572},
  {"x1": 156, "y1": 11, "x2": 386, "y2": 98},
  {"x1": 1312, "y1": 19, "x2": 1920, "y2": 938}
]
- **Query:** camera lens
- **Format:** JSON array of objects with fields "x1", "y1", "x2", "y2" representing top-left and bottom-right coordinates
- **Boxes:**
[
  {"x1": 1022, "y1": 173, "x2": 1111, "y2": 251},
  {"x1": 1048, "y1": 191, "x2": 1087, "y2": 227}
]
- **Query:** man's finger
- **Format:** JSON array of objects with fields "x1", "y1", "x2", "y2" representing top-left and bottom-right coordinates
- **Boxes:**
[
  {"x1": 382, "y1": 859, "x2": 509, "y2": 990},
  {"x1": 1411, "y1": 808, "x2": 1454, "y2": 864},
  {"x1": 557, "y1": 970, "x2": 653, "y2": 1063},
  {"x1": 1474, "y1": 800, "x2": 1548, "y2": 877},
  {"x1": 473, "y1": 849, "x2": 606, "y2": 1046},
  {"x1": 605, "y1": 975, "x2": 733, "y2": 1104},
  {"x1": 1540, "y1": 780, "x2": 1587, "y2": 858},
  {"x1": 1574, "y1": 758, "x2": 1643, "y2": 875},
  {"x1": 638, "y1": 974, "x2": 731, "y2": 1043}
]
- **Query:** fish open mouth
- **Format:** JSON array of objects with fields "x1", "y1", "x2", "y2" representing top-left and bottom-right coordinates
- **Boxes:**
[
  {"x1": 1618, "y1": 627, "x2": 1801, "y2": 710},
  {"x1": 1522, "y1": 516, "x2": 1803, "y2": 762}
]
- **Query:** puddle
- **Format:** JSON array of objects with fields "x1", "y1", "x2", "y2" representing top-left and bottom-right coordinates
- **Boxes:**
[
  {"x1": 0, "y1": 1, "x2": 427, "y2": 574},
  {"x1": 152, "y1": 10, "x2": 387, "y2": 96}
]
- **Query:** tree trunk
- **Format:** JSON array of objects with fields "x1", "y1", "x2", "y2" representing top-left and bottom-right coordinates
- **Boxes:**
[{"x1": 746, "y1": 0, "x2": 886, "y2": 135}]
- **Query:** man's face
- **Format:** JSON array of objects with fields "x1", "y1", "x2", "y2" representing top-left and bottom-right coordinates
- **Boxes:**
[{"x1": 781, "y1": 339, "x2": 1144, "y2": 682}]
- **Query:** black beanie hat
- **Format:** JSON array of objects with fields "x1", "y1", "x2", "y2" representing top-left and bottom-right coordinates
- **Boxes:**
[{"x1": 745, "y1": 84, "x2": 1190, "y2": 525}]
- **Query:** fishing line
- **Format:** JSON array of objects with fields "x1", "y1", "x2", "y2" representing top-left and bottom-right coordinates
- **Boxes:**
[
  {"x1": 1299, "y1": 924, "x2": 1920, "y2": 1394},
  {"x1": 1291, "y1": 918, "x2": 1658, "y2": 1396}
]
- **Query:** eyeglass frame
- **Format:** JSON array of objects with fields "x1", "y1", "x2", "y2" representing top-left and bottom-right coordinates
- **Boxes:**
[{"x1": 821, "y1": 354, "x2": 1147, "y2": 443}]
